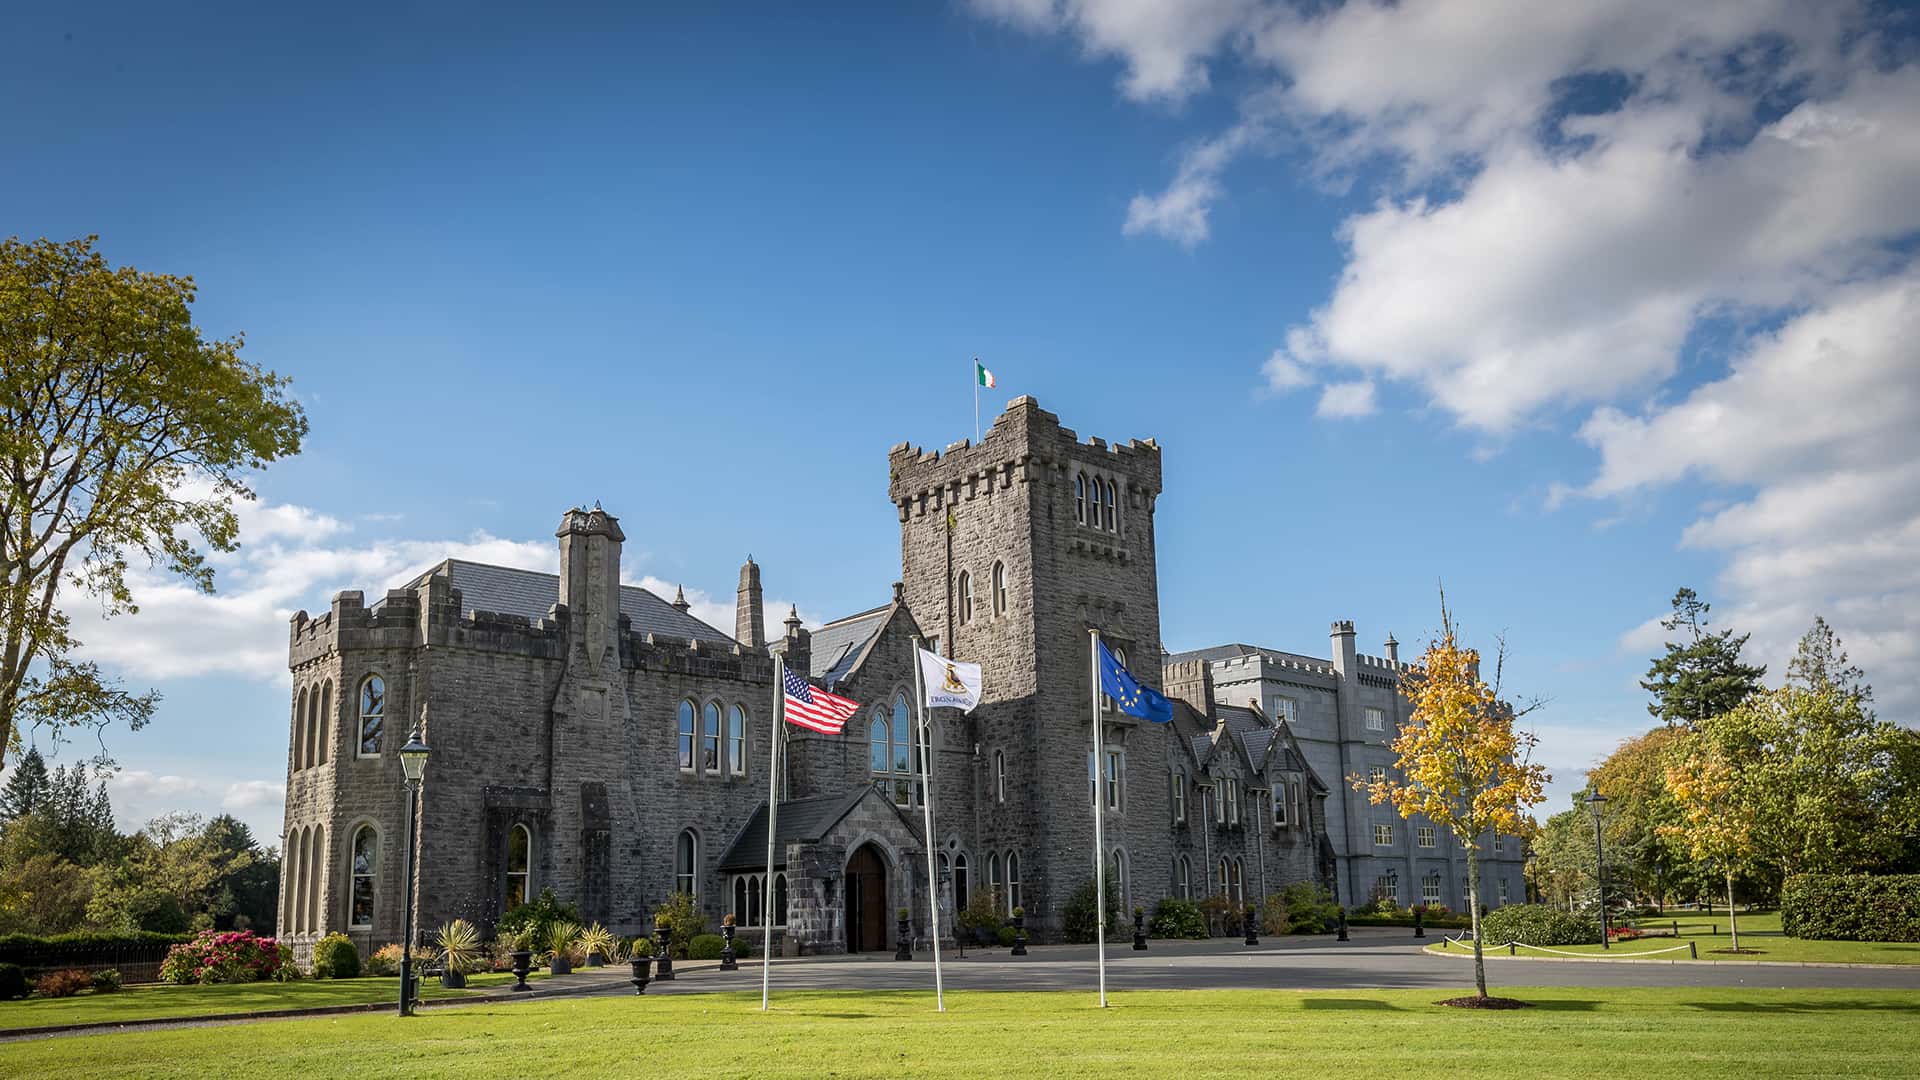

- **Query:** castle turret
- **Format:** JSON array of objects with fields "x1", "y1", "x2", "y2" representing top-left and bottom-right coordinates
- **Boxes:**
[
  {"x1": 1385, "y1": 633, "x2": 1399, "y2": 665},
  {"x1": 557, "y1": 506, "x2": 624, "y2": 667},
  {"x1": 1330, "y1": 620, "x2": 1357, "y2": 678},
  {"x1": 736, "y1": 557, "x2": 766, "y2": 649}
]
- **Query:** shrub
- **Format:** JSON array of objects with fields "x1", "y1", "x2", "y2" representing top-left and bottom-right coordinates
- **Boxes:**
[
  {"x1": 732, "y1": 935, "x2": 752, "y2": 959},
  {"x1": 687, "y1": 933, "x2": 726, "y2": 960},
  {"x1": 90, "y1": 969, "x2": 122, "y2": 992},
  {"x1": 1278, "y1": 882, "x2": 1341, "y2": 934},
  {"x1": 995, "y1": 926, "x2": 1017, "y2": 947},
  {"x1": 273, "y1": 944, "x2": 302, "y2": 982},
  {"x1": 577, "y1": 923, "x2": 615, "y2": 963},
  {"x1": 497, "y1": 888, "x2": 583, "y2": 946},
  {"x1": 312, "y1": 933, "x2": 360, "y2": 979},
  {"x1": 34, "y1": 968, "x2": 92, "y2": 998},
  {"x1": 159, "y1": 930, "x2": 283, "y2": 984},
  {"x1": 1197, "y1": 894, "x2": 1235, "y2": 936},
  {"x1": 365, "y1": 943, "x2": 403, "y2": 976},
  {"x1": 1149, "y1": 898, "x2": 1208, "y2": 940},
  {"x1": 1478, "y1": 904, "x2": 1600, "y2": 947},
  {"x1": 1260, "y1": 894, "x2": 1289, "y2": 936},
  {"x1": 652, "y1": 892, "x2": 705, "y2": 960},
  {"x1": 0, "y1": 963, "x2": 27, "y2": 1000},
  {"x1": 436, "y1": 919, "x2": 487, "y2": 974},
  {"x1": 957, "y1": 890, "x2": 1004, "y2": 940},
  {"x1": 1783, "y1": 874, "x2": 1920, "y2": 942},
  {"x1": 1063, "y1": 869, "x2": 1121, "y2": 944}
]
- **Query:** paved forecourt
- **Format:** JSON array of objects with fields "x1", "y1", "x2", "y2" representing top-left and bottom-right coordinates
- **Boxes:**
[{"x1": 612, "y1": 929, "x2": 1920, "y2": 998}]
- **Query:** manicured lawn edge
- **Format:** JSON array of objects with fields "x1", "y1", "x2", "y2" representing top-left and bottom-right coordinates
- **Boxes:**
[{"x1": 1421, "y1": 939, "x2": 1918, "y2": 970}]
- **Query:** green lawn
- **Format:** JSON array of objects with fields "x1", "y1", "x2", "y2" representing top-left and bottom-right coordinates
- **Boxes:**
[
  {"x1": 1432, "y1": 910, "x2": 1920, "y2": 965},
  {"x1": 8, "y1": 988, "x2": 1919, "y2": 1077},
  {"x1": 0, "y1": 971, "x2": 550, "y2": 1031}
]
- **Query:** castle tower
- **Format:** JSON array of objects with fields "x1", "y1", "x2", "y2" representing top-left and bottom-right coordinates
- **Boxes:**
[
  {"x1": 551, "y1": 506, "x2": 632, "y2": 925},
  {"x1": 889, "y1": 396, "x2": 1166, "y2": 936},
  {"x1": 736, "y1": 557, "x2": 766, "y2": 649}
]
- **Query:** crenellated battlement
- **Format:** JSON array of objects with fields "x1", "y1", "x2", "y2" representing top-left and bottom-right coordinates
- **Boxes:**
[{"x1": 888, "y1": 396, "x2": 1161, "y2": 520}]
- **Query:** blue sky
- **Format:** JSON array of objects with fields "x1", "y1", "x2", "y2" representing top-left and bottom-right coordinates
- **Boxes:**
[{"x1": 6, "y1": 2, "x2": 1916, "y2": 842}]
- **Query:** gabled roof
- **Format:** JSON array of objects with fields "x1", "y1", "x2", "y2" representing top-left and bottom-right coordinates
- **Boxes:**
[
  {"x1": 716, "y1": 785, "x2": 920, "y2": 871},
  {"x1": 1165, "y1": 642, "x2": 1332, "y2": 669},
  {"x1": 394, "y1": 559, "x2": 735, "y2": 645},
  {"x1": 808, "y1": 604, "x2": 892, "y2": 683}
]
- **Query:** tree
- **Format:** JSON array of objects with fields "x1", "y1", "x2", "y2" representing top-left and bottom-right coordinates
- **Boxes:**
[
  {"x1": 0, "y1": 852, "x2": 92, "y2": 935},
  {"x1": 1786, "y1": 616, "x2": 1872, "y2": 710},
  {"x1": 1661, "y1": 734, "x2": 1758, "y2": 949},
  {"x1": 86, "y1": 812, "x2": 251, "y2": 932},
  {"x1": 0, "y1": 236, "x2": 307, "y2": 766},
  {"x1": 1354, "y1": 594, "x2": 1549, "y2": 1003},
  {"x1": 0, "y1": 745, "x2": 48, "y2": 821},
  {"x1": 1586, "y1": 727, "x2": 1696, "y2": 906},
  {"x1": 203, "y1": 814, "x2": 278, "y2": 933},
  {"x1": 1640, "y1": 588, "x2": 1766, "y2": 729},
  {"x1": 1524, "y1": 808, "x2": 1593, "y2": 911},
  {"x1": 0, "y1": 758, "x2": 119, "y2": 868}
]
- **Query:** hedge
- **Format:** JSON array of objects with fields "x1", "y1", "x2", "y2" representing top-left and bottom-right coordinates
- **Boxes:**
[
  {"x1": 0, "y1": 932, "x2": 191, "y2": 975},
  {"x1": 1476, "y1": 904, "x2": 1600, "y2": 946},
  {"x1": 1781, "y1": 874, "x2": 1920, "y2": 942}
]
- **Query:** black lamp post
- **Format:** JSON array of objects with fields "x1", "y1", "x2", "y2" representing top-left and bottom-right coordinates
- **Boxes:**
[
  {"x1": 1584, "y1": 788, "x2": 1609, "y2": 950},
  {"x1": 398, "y1": 727, "x2": 430, "y2": 1015}
]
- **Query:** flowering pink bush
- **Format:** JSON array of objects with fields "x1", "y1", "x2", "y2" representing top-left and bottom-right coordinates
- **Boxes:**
[{"x1": 159, "y1": 930, "x2": 283, "y2": 984}]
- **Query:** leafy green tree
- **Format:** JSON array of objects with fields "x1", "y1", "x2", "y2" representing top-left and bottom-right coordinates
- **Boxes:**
[
  {"x1": 0, "y1": 236, "x2": 308, "y2": 767},
  {"x1": 0, "y1": 745, "x2": 48, "y2": 821},
  {"x1": 0, "y1": 852, "x2": 92, "y2": 934},
  {"x1": 1640, "y1": 588, "x2": 1766, "y2": 729},
  {"x1": 0, "y1": 759, "x2": 118, "y2": 868},
  {"x1": 1524, "y1": 808, "x2": 1594, "y2": 911},
  {"x1": 86, "y1": 812, "x2": 251, "y2": 932},
  {"x1": 1586, "y1": 727, "x2": 1698, "y2": 906},
  {"x1": 203, "y1": 814, "x2": 278, "y2": 933}
]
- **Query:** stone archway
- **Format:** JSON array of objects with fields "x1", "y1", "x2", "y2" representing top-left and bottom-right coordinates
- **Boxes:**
[{"x1": 845, "y1": 842, "x2": 889, "y2": 953}]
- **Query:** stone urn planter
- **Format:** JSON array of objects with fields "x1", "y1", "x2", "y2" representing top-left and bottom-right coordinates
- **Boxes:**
[
  {"x1": 1133, "y1": 908, "x2": 1148, "y2": 951},
  {"x1": 509, "y1": 949, "x2": 533, "y2": 992},
  {"x1": 1011, "y1": 907, "x2": 1028, "y2": 957},
  {"x1": 721, "y1": 923, "x2": 738, "y2": 972},
  {"x1": 653, "y1": 926, "x2": 675, "y2": 981},
  {"x1": 629, "y1": 952, "x2": 653, "y2": 995}
]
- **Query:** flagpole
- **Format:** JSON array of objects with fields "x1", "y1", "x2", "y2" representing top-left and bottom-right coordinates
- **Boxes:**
[
  {"x1": 762, "y1": 658, "x2": 784, "y2": 1012},
  {"x1": 912, "y1": 641, "x2": 946, "y2": 1012},
  {"x1": 973, "y1": 359, "x2": 980, "y2": 444},
  {"x1": 1088, "y1": 628, "x2": 1108, "y2": 1008}
]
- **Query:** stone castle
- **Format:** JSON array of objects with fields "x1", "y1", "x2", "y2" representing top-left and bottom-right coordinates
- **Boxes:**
[{"x1": 277, "y1": 397, "x2": 1523, "y2": 957}]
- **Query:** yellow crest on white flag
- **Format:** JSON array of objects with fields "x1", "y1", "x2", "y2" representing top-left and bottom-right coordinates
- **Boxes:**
[{"x1": 918, "y1": 647, "x2": 982, "y2": 714}]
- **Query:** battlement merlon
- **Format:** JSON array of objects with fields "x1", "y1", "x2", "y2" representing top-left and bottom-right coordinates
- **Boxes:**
[{"x1": 887, "y1": 396, "x2": 1163, "y2": 509}]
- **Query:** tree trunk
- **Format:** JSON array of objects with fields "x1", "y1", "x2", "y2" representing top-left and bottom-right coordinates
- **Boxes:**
[
  {"x1": 1466, "y1": 846, "x2": 1486, "y2": 999},
  {"x1": 1725, "y1": 871, "x2": 1739, "y2": 951}
]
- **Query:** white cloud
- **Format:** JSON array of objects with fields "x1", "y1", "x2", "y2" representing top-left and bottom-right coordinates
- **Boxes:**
[
  {"x1": 969, "y1": 0, "x2": 1258, "y2": 103},
  {"x1": 221, "y1": 779, "x2": 286, "y2": 812},
  {"x1": 1315, "y1": 380, "x2": 1376, "y2": 419},
  {"x1": 1260, "y1": 348, "x2": 1312, "y2": 393}
]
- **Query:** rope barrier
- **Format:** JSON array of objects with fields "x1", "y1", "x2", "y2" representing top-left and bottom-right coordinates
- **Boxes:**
[{"x1": 1435, "y1": 932, "x2": 1696, "y2": 959}]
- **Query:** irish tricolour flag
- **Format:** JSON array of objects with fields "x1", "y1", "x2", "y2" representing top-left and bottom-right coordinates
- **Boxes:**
[{"x1": 976, "y1": 360, "x2": 995, "y2": 389}]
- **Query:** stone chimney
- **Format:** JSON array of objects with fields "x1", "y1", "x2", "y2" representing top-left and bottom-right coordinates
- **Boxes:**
[
  {"x1": 556, "y1": 506, "x2": 624, "y2": 666},
  {"x1": 1385, "y1": 633, "x2": 1399, "y2": 665},
  {"x1": 1330, "y1": 619, "x2": 1357, "y2": 678},
  {"x1": 776, "y1": 604, "x2": 811, "y2": 675},
  {"x1": 736, "y1": 557, "x2": 765, "y2": 649}
]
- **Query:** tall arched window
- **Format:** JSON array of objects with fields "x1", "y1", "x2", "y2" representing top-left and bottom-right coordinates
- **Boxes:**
[
  {"x1": 350, "y1": 826, "x2": 377, "y2": 929},
  {"x1": 702, "y1": 701, "x2": 721, "y2": 773},
  {"x1": 1074, "y1": 472, "x2": 1088, "y2": 524},
  {"x1": 308, "y1": 825, "x2": 324, "y2": 933},
  {"x1": 1217, "y1": 857, "x2": 1230, "y2": 899},
  {"x1": 677, "y1": 700, "x2": 696, "y2": 771},
  {"x1": 994, "y1": 750, "x2": 1007, "y2": 803},
  {"x1": 1112, "y1": 848, "x2": 1129, "y2": 911},
  {"x1": 728, "y1": 705, "x2": 747, "y2": 777},
  {"x1": 675, "y1": 830, "x2": 699, "y2": 899},
  {"x1": 316, "y1": 682, "x2": 332, "y2": 765},
  {"x1": 285, "y1": 828, "x2": 304, "y2": 933},
  {"x1": 870, "y1": 695, "x2": 914, "y2": 806},
  {"x1": 1171, "y1": 768, "x2": 1187, "y2": 824},
  {"x1": 991, "y1": 561, "x2": 1006, "y2": 616},
  {"x1": 773, "y1": 872, "x2": 789, "y2": 925},
  {"x1": 293, "y1": 688, "x2": 308, "y2": 770},
  {"x1": 749, "y1": 875, "x2": 763, "y2": 926},
  {"x1": 1006, "y1": 852, "x2": 1022, "y2": 914},
  {"x1": 1175, "y1": 855, "x2": 1192, "y2": 900},
  {"x1": 358, "y1": 676, "x2": 385, "y2": 756},
  {"x1": 305, "y1": 690, "x2": 319, "y2": 769},
  {"x1": 734, "y1": 877, "x2": 749, "y2": 924},
  {"x1": 1103, "y1": 478, "x2": 1118, "y2": 531},
  {"x1": 988, "y1": 852, "x2": 1003, "y2": 909},
  {"x1": 1229, "y1": 859, "x2": 1245, "y2": 907},
  {"x1": 953, "y1": 852, "x2": 969, "y2": 911},
  {"x1": 507, "y1": 824, "x2": 532, "y2": 909},
  {"x1": 957, "y1": 571, "x2": 973, "y2": 625}
]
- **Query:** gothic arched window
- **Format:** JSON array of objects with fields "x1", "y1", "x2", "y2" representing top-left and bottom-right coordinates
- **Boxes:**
[
  {"x1": 870, "y1": 696, "x2": 915, "y2": 806},
  {"x1": 774, "y1": 872, "x2": 789, "y2": 925},
  {"x1": 675, "y1": 830, "x2": 699, "y2": 899},
  {"x1": 293, "y1": 688, "x2": 308, "y2": 770},
  {"x1": 953, "y1": 852, "x2": 969, "y2": 911},
  {"x1": 1074, "y1": 472, "x2": 1088, "y2": 524},
  {"x1": 988, "y1": 852, "x2": 1003, "y2": 910},
  {"x1": 350, "y1": 826, "x2": 377, "y2": 929},
  {"x1": 1175, "y1": 855, "x2": 1192, "y2": 901},
  {"x1": 728, "y1": 704, "x2": 747, "y2": 777},
  {"x1": 677, "y1": 700, "x2": 696, "y2": 771},
  {"x1": 994, "y1": 750, "x2": 1007, "y2": 803},
  {"x1": 316, "y1": 681, "x2": 332, "y2": 765},
  {"x1": 358, "y1": 675, "x2": 385, "y2": 756},
  {"x1": 1104, "y1": 478, "x2": 1118, "y2": 531},
  {"x1": 702, "y1": 701, "x2": 722, "y2": 774},
  {"x1": 991, "y1": 561, "x2": 1007, "y2": 616},
  {"x1": 507, "y1": 824, "x2": 532, "y2": 909},
  {"x1": 957, "y1": 571, "x2": 973, "y2": 625},
  {"x1": 1006, "y1": 852, "x2": 1022, "y2": 914}
]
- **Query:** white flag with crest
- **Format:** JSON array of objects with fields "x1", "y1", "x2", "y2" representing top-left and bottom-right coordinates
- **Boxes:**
[{"x1": 917, "y1": 647, "x2": 982, "y2": 713}]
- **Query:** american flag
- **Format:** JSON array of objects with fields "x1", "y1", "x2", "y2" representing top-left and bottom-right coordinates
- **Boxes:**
[{"x1": 783, "y1": 665, "x2": 860, "y2": 734}]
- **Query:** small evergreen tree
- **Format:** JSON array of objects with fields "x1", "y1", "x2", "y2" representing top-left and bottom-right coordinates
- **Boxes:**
[{"x1": 0, "y1": 747, "x2": 49, "y2": 822}]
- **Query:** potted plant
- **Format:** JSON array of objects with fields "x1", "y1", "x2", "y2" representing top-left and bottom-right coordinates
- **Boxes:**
[
  {"x1": 434, "y1": 919, "x2": 483, "y2": 989},
  {"x1": 546, "y1": 920, "x2": 582, "y2": 976},
  {"x1": 579, "y1": 923, "x2": 615, "y2": 968},
  {"x1": 506, "y1": 928, "x2": 534, "y2": 992},
  {"x1": 720, "y1": 913, "x2": 738, "y2": 972},
  {"x1": 1011, "y1": 906, "x2": 1028, "y2": 956}
]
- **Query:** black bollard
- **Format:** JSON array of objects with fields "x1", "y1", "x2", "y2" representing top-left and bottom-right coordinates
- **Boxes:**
[
  {"x1": 629, "y1": 951, "x2": 653, "y2": 995},
  {"x1": 654, "y1": 926, "x2": 675, "y2": 981},
  {"x1": 1336, "y1": 908, "x2": 1350, "y2": 942},
  {"x1": 895, "y1": 910, "x2": 913, "y2": 961},
  {"x1": 1011, "y1": 908, "x2": 1028, "y2": 956},
  {"x1": 1133, "y1": 909, "x2": 1148, "y2": 951},
  {"x1": 1413, "y1": 907, "x2": 1425, "y2": 939},
  {"x1": 1244, "y1": 906, "x2": 1260, "y2": 946},
  {"x1": 720, "y1": 923, "x2": 738, "y2": 972}
]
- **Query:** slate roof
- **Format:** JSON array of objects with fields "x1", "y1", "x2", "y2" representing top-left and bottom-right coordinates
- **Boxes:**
[
  {"x1": 716, "y1": 785, "x2": 902, "y2": 871},
  {"x1": 808, "y1": 604, "x2": 891, "y2": 683},
  {"x1": 1164, "y1": 642, "x2": 1331, "y2": 669},
  {"x1": 392, "y1": 559, "x2": 736, "y2": 645}
]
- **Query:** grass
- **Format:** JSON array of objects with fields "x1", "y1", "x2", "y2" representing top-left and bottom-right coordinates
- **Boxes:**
[
  {"x1": 7, "y1": 987, "x2": 1920, "y2": 1077},
  {"x1": 0, "y1": 971, "x2": 549, "y2": 1031},
  {"x1": 1431, "y1": 910, "x2": 1920, "y2": 965}
]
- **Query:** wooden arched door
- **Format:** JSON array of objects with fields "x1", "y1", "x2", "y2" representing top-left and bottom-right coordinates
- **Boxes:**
[{"x1": 845, "y1": 843, "x2": 888, "y2": 953}]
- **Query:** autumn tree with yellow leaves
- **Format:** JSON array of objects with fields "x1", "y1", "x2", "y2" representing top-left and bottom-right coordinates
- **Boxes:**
[
  {"x1": 1660, "y1": 739, "x2": 1755, "y2": 950},
  {"x1": 1354, "y1": 595, "x2": 1549, "y2": 1004}
]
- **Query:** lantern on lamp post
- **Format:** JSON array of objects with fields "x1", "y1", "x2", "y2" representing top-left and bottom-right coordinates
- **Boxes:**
[{"x1": 398, "y1": 727, "x2": 430, "y2": 1014}]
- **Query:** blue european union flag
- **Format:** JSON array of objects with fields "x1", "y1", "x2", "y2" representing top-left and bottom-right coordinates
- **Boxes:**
[{"x1": 1097, "y1": 638, "x2": 1174, "y2": 723}]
